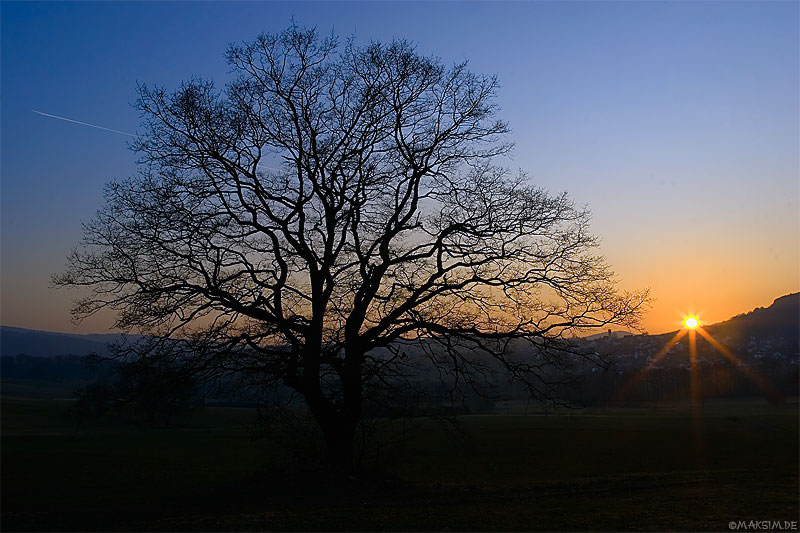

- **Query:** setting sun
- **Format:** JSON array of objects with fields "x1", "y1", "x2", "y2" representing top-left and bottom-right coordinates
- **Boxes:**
[{"x1": 684, "y1": 316, "x2": 699, "y2": 329}]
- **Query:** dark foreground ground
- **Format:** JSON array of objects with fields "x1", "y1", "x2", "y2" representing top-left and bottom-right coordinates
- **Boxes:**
[{"x1": 2, "y1": 395, "x2": 797, "y2": 532}]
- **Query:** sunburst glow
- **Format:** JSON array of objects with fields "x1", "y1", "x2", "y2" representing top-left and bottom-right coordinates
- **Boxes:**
[{"x1": 617, "y1": 311, "x2": 777, "y2": 408}]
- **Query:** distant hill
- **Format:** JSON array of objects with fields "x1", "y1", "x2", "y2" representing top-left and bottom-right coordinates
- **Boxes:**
[
  {"x1": 705, "y1": 293, "x2": 799, "y2": 340},
  {"x1": 0, "y1": 326, "x2": 137, "y2": 357},
  {"x1": 706, "y1": 293, "x2": 793, "y2": 333},
  {"x1": 558, "y1": 293, "x2": 799, "y2": 365},
  {"x1": 583, "y1": 330, "x2": 634, "y2": 341},
  {"x1": 2, "y1": 293, "x2": 796, "y2": 358}
]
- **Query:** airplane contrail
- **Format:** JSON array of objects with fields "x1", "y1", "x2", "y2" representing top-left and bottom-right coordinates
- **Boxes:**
[
  {"x1": 32, "y1": 109, "x2": 135, "y2": 136},
  {"x1": 32, "y1": 109, "x2": 280, "y2": 171}
]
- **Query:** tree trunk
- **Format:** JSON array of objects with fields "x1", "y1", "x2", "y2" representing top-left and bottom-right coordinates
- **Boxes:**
[
  {"x1": 303, "y1": 390, "x2": 359, "y2": 470},
  {"x1": 321, "y1": 420, "x2": 357, "y2": 470},
  {"x1": 300, "y1": 344, "x2": 362, "y2": 471}
]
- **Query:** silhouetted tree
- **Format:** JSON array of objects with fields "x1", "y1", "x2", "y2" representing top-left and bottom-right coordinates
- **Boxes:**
[
  {"x1": 74, "y1": 379, "x2": 113, "y2": 418},
  {"x1": 74, "y1": 357, "x2": 198, "y2": 427},
  {"x1": 114, "y1": 358, "x2": 199, "y2": 426},
  {"x1": 55, "y1": 24, "x2": 648, "y2": 469}
]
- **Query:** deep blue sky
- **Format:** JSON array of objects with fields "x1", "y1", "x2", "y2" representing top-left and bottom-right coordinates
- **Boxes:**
[{"x1": 2, "y1": 1, "x2": 798, "y2": 333}]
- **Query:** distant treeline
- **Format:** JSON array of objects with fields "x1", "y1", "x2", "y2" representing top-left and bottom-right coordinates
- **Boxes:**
[
  {"x1": 2, "y1": 346, "x2": 798, "y2": 414},
  {"x1": 577, "y1": 358, "x2": 799, "y2": 406},
  {"x1": 1, "y1": 354, "x2": 108, "y2": 381}
]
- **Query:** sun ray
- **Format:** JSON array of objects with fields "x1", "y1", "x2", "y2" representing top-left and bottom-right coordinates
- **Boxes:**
[
  {"x1": 612, "y1": 329, "x2": 688, "y2": 404},
  {"x1": 688, "y1": 328, "x2": 706, "y2": 456},
  {"x1": 689, "y1": 329, "x2": 699, "y2": 403},
  {"x1": 610, "y1": 309, "x2": 783, "y2": 443},
  {"x1": 696, "y1": 328, "x2": 780, "y2": 401}
]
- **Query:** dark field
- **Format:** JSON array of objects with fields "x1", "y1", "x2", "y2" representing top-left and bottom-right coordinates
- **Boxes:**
[{"x1": 2, "y1": 396, "x2": 797, "y2": 531}]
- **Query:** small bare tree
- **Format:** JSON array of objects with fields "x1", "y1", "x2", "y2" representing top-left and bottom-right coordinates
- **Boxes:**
[{"x1": 56, "y1": 24, "x2": 648, "y2": 468}]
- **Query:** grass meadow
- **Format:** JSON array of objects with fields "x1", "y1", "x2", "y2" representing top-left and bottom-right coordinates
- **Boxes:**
[{"x1": 2, "y1": 395, "x2": 797, "y2": 531}]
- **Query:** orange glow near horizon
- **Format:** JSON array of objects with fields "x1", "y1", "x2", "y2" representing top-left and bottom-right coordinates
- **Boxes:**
[{"x1": 610, "y1": 246, "x2": 798, "y2": 335}]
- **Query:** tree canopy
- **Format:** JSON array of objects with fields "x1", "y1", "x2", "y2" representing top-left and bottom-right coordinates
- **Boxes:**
[{"x1": 56, "y1": 24, "x2": 649, "y2": 467}]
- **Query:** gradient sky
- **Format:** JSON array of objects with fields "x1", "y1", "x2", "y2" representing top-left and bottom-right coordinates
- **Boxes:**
[{"x1": 1, "y1": 1, "x2": 798, "y2": 335}]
